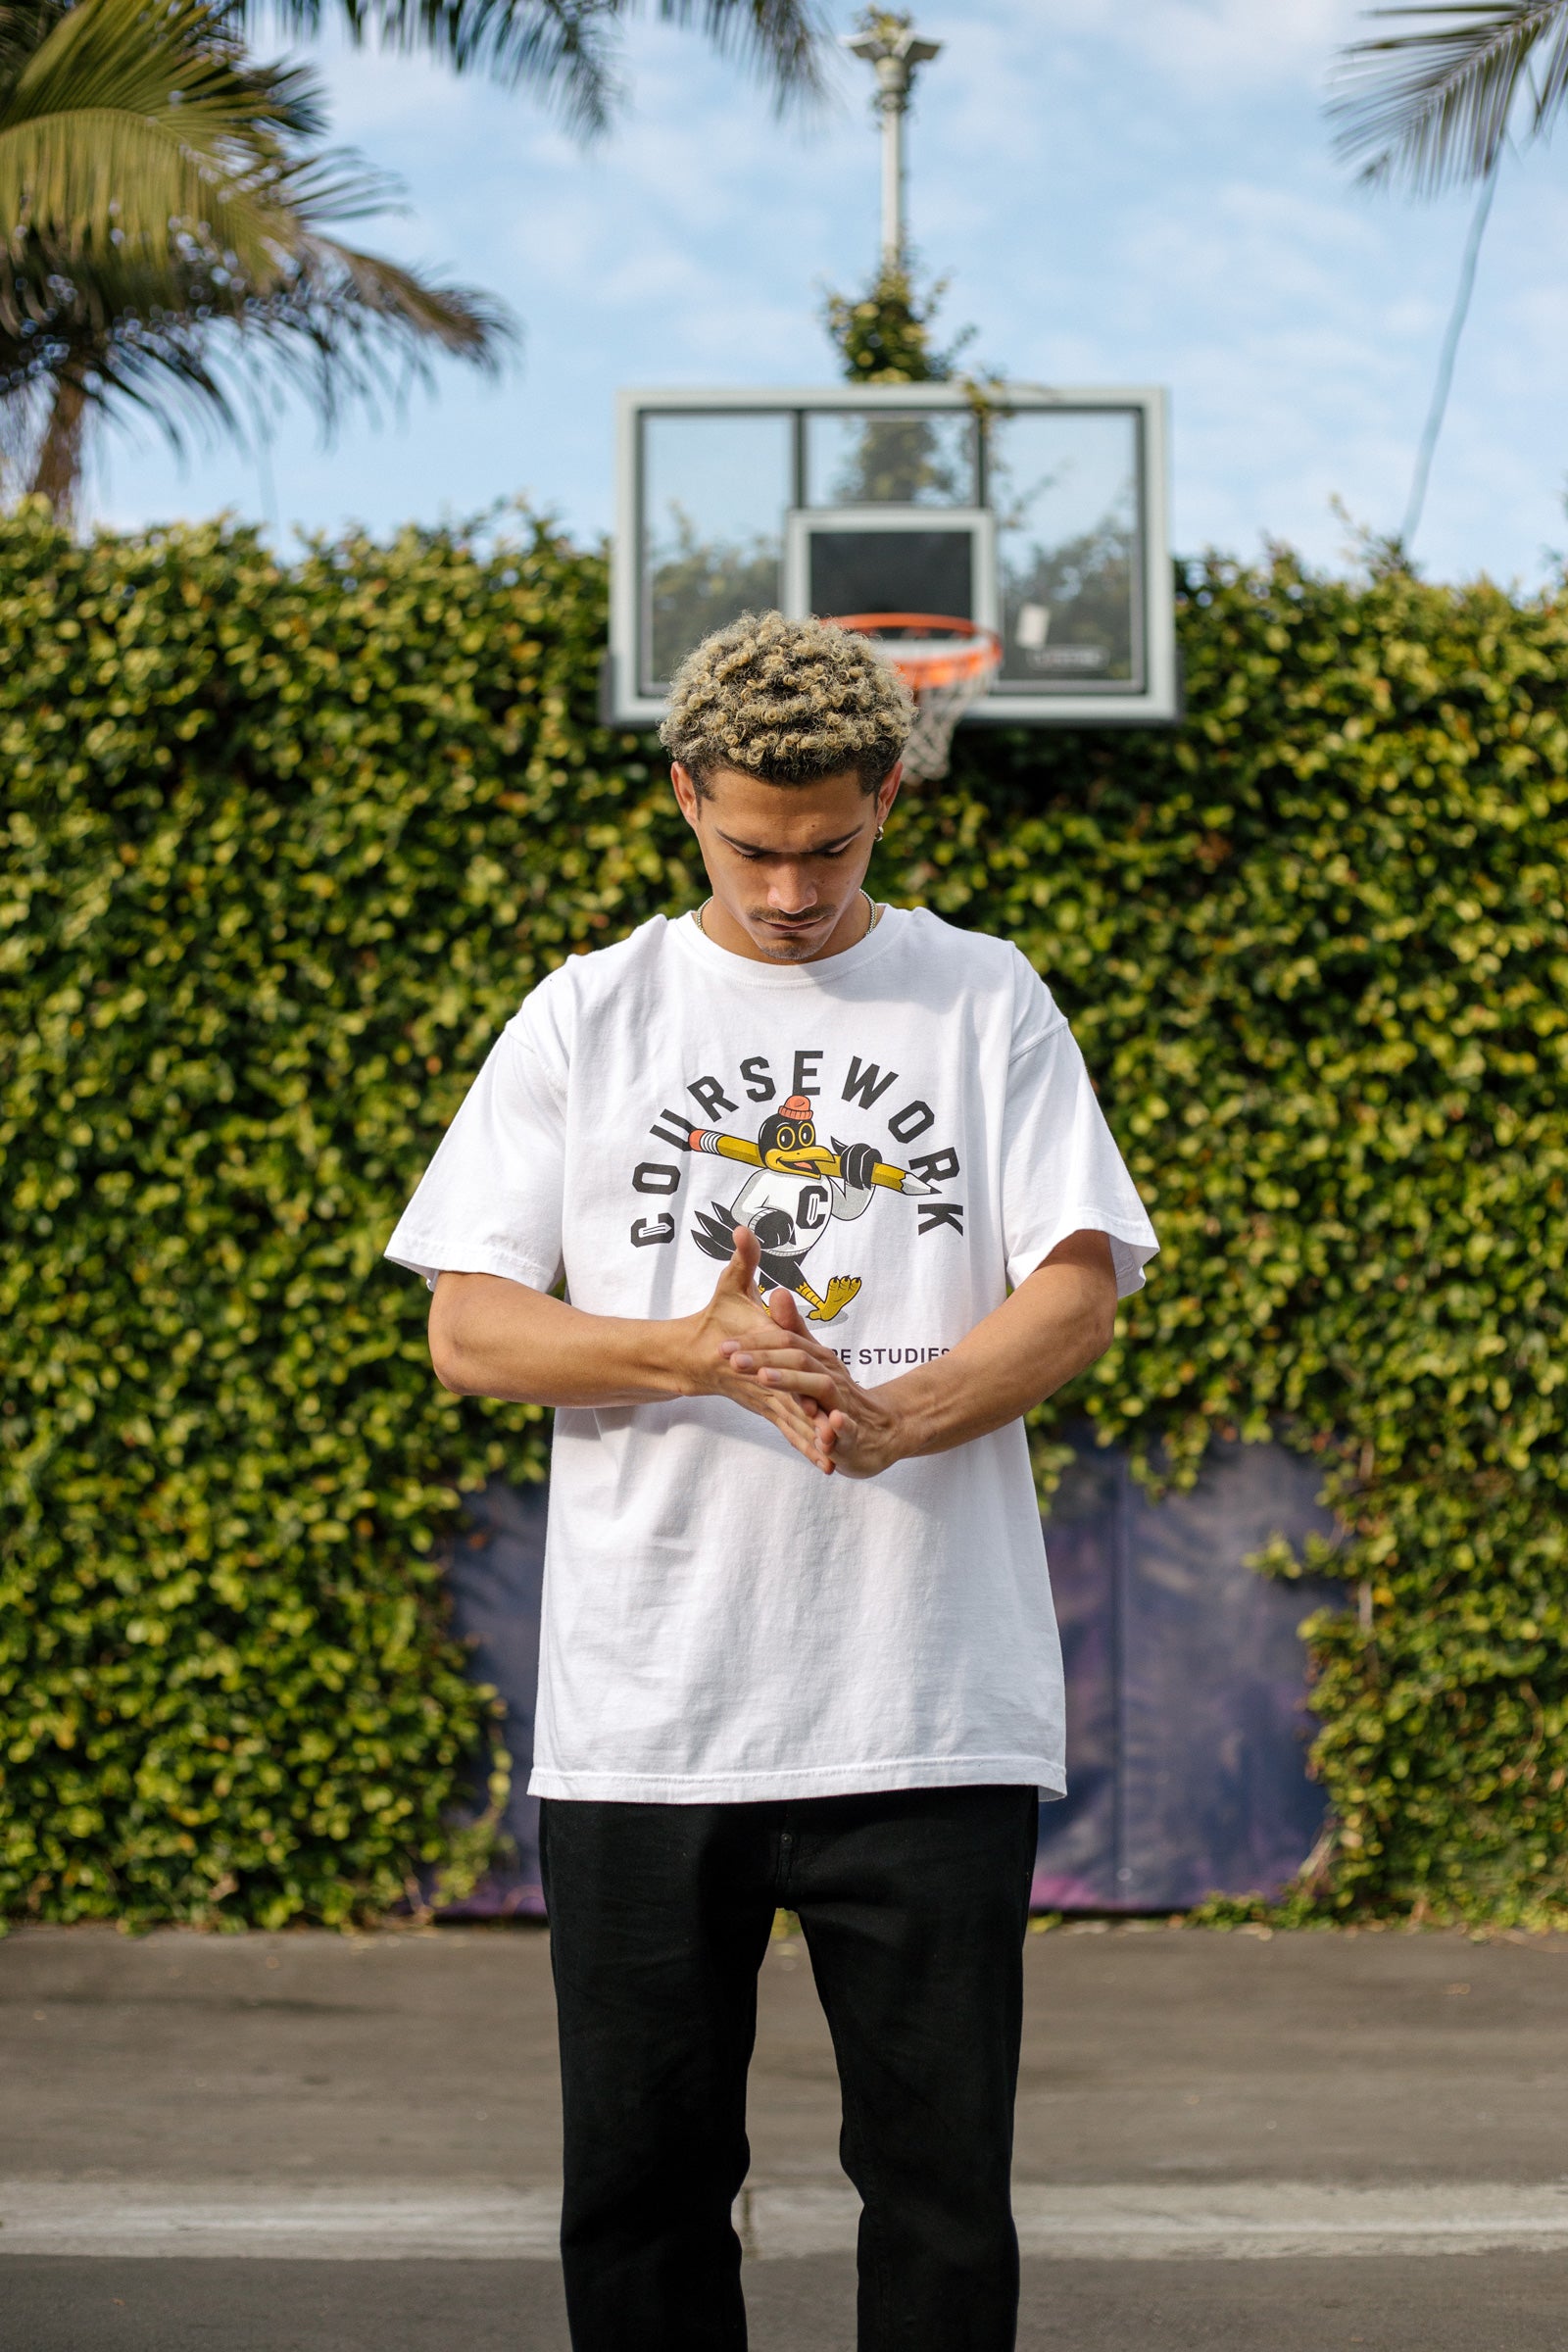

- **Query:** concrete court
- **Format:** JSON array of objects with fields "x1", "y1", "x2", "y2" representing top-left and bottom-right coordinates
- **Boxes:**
[{"x1": 3, "y1": 1920, "x2": 1568, "y2": 2349}]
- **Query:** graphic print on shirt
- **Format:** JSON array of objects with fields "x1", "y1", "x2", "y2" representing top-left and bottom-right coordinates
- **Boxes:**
[{"x1": 633, "y1": 1049, "x2": 964, "y2": 1323}]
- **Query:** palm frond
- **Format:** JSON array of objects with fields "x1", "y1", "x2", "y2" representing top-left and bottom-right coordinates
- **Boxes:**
[
  {"x1": 247, "y1": 142, "x2": 408, "y2": 225},
  {"x1": 1328, "y1": 1, "x2": 1568, "y2": 193},
  {"x1": 652, "y1": 0, "x2": 829, "y2": 113},
  {"x1": 0, "y1": 0, "x2": 329, "y2": 273},
  {"x1": 6, "y1": 0, "x2": 321, "y2": 139},
  {"x1": 249, "y1": 0, "x2": 828, "y2": 127},
  {"x1": 0, "y1": 0, "x2": 515, "y2": 508},
  {"x1": 296, "y1": 234, "x2": 514, "y2": 362},
  {"x1": 0, "y1": 219, "x2": 515, "y2": 460},
  {"x1": 0, "y1": 112, "x2": 293, "y2": 274},
  {"x1": 263, "y1": 0, "x2": 624, "y2": 130}
]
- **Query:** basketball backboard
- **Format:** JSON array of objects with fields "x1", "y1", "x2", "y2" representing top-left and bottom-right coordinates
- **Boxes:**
[{"x1": 609, "y1": 382, "x2": 1176, "y2": 732}]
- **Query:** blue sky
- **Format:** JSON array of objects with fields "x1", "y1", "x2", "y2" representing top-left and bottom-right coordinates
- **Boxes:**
[{"x1": 94, "y1": 0, "x2": 1568, "y2": 587}]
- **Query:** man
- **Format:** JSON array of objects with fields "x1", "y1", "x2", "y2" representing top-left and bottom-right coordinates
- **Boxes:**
[{"x1": 386, "y1": 610, "x2": 1157, "y2": 2351}]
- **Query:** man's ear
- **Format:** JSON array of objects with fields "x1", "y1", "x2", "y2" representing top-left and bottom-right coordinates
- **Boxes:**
[
  {"x1": 877, "y1": 760, "x2": 904, "y2": 829},
  {"x1": 670, "y1": 761, "x2": 701, "y2": 829}
]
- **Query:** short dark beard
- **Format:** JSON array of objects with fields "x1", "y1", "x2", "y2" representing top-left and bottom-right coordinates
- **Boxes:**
[
  {"x1": 742, "y1": 895, "x2": 867, "y2": 962},
  {"x1": 754, "y1": 927, "x2": 823, "y2": 963}
]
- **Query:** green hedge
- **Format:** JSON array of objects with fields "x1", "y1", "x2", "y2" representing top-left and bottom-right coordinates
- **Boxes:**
[{"x1": 3, "y1": 500, "x2": 1566, "y2": 1926}]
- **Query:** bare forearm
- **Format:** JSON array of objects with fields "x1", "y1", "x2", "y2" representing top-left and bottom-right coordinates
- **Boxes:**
[
  {"x1": 429, "y1": 1272, "x2": 689, "y2": 1406},
  {"x1": 427, "y1": 1247, "x2": 834, "y2": 1474},
  {"x1": 880, "y1": 1257, "x2": 1115, "y2": 1461}
]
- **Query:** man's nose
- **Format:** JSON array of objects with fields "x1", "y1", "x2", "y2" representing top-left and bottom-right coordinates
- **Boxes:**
[{"x1": 767, "y1": 866, "x2": 818, "y2": 912}]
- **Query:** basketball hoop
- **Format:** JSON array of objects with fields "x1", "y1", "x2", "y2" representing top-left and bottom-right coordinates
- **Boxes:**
[{"x1": 825, "y1": 612, "x2": 1003, "y2": 782}]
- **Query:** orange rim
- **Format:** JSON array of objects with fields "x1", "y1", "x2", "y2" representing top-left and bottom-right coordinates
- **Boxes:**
[{"x1": 825, "y1": 612, "x2": 1003, "y2": 690}]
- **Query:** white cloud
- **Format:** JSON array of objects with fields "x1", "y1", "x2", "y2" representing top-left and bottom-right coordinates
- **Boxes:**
[{"x1": 1023, "y1": 0, "x2": 1363, "y2": 96}]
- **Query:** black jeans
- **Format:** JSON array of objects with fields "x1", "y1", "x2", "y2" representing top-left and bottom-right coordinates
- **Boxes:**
[{"x1": 539, "y1": 1783, "x2": 1039, "y2": 2352}]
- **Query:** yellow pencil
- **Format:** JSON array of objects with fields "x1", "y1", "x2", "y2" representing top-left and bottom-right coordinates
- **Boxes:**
[{"x1": 681, "y1": 1128, "x2": 934, "y2": 1197}]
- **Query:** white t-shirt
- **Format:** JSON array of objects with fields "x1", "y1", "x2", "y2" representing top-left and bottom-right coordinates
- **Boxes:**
[{"x1": 386, "y1": 906, "x2": 1157, "y2": 1803}]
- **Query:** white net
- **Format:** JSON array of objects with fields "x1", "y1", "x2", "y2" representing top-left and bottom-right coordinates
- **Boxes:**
[
  {"x1": 828, "y1": 615, "x2": 1002, "y2": 783},
  {"x1": 902, "y1": 665, "x2": 996, "y2": 782}
]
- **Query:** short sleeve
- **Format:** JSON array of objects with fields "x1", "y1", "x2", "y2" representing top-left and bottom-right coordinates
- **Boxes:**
[
  {"x1": 384, "y1": 1011, "x2": 566, "y2": 1294},
  {"x1": 1001, "y1": 1016, "x2": 1158, "y2": 1299}
]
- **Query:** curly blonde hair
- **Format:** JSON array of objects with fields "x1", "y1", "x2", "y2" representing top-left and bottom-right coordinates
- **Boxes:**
[{"x1": 660, "y1": 611, "x2": 912, "y2": 792}]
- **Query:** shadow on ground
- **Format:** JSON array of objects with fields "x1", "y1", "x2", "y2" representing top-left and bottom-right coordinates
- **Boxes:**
[{"x1": 7, "y1": 2254, "x2": 1568, "y2": 2352}]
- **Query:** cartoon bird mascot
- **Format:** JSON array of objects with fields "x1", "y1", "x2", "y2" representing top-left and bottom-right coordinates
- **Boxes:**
[{"x1": 690, "y1": 1095, "x2": 879, "y2": 1323}]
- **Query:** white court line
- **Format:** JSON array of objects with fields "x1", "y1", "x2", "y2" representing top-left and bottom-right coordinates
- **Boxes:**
[
  {"x1": 742, "y1": 2182, "x2": 1568, "y2": 2262},
  {"x1": 5, "y1": 2180, "x2": 1568, "y2": 2261},
  {"x1": 0, "y1": 2185, "x2": 563, "y2": 2260}
]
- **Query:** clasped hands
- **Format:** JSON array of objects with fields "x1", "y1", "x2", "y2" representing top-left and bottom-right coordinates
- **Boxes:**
[
  {"x1": 696, "y1": 1225, "x2": 902, "y2": 1480},
  {"x1": 431, "y1": 1214, "x2": 1110, "y2": 1467}
]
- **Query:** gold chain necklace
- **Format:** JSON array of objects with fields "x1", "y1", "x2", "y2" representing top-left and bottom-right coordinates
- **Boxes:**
[{"x1": 696, "y1": 890, "x2": 880, "y2": 943}]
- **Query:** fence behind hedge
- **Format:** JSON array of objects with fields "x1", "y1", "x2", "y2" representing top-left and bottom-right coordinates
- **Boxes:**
[{"x1": 3, "y1": 500, "x2": 1565, "y2": 1926}]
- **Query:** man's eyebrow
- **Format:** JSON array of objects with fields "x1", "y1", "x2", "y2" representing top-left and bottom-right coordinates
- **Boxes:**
[{"x1": 714, "y1": 826, "x2": 864, "y2": 856}]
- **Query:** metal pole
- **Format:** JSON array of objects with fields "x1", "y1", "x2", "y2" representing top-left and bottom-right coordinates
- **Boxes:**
[
  {"x1": 882, "y1": 83, "x2": 903, "y2": 267},
  {"x1": 844, "y1": 15, "x2": 942, "y2": 271}
]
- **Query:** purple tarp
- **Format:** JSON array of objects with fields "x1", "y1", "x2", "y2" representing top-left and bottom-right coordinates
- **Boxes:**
[
  {"x1": 438, "y1": 1480, "x2": 548, "y2": 1917},
  {"x1": 436, "y1": 1434, "x2": 1337, "y2": 1920},
  {"x1": 1031, "y1": 1434, "x2": 1336, "y2": 1912}
]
